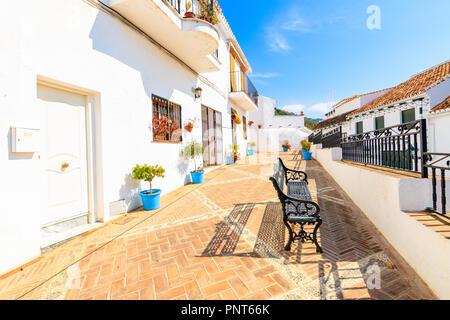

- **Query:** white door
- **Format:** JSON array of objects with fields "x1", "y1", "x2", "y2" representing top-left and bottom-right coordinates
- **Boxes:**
[{"x1": 38, "y1": 84, "x2": 89, "y2": 226}]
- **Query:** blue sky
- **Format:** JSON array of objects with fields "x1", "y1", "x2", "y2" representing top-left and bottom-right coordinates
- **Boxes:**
[{"x1": 219, "y1": 0, "x2": 450, "y2": 119}]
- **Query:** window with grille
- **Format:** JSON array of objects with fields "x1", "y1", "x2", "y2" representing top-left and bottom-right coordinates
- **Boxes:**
[
  {"x1": 152, "y1": 95, "x2": 182, "y2": 143},
  {"x1": 402, "y1": 108, "x2": 416, "y2": 124},
  {"x1": 375, "y1": 116, "x2": 385, "y2": 130},
  {"x1": 356, "y1": 121, "x2": 363, "y2": 134}
]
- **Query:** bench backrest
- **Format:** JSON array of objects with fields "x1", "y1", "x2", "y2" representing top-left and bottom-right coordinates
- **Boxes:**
[{"x1": 273, "y1": 161, "x2": 285, "y2": 192}]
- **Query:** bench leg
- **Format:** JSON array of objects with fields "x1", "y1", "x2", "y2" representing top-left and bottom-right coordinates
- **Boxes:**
[
  {"x1": 284, "y1": 219, "x2": 294, "y2": 251},
  {"x1": 313, "y1": 218, "x2": 323, "y2": 254}
]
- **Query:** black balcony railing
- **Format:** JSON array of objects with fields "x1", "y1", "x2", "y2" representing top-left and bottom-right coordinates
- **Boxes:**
[
  {"x1": 230, "y1": 71, "x2": 259, "y2": 105},
  {"x1": 167, "y1": 0, "x2": 217, "y2": 24},
  {"x1": 308, "y1": 128, "x2": 341, "y2": 149},
  {"x1": 309, "y1": 131, "x2": 322, "y2": 145},
  {"x1": 167, "y1": 0, "x2": 182, "y2": 13},
  {"x1": 341, "y1": 120, "x2": 428, "y2": 177},
  {"x1": 322, "y1": 128, "x2": 342, "y2": 149},
  {"x1": 424, "y1": 153, "x2": 450, "y2": 218}
]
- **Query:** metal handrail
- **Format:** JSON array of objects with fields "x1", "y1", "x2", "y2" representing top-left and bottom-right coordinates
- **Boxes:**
[
  {"x1": 341, "y1": 119, "x2": 428, "y2": 177},
  {"x1": 423, "y1": 153, "x2": 449, "y2": 218}
]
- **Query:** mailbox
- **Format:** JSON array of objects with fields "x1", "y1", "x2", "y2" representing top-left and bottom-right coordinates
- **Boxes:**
[{"x1": 11, "y1": 127, "x2": 39, "y2": 153}]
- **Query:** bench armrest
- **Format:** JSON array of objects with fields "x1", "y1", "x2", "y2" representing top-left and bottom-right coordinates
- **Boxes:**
[
  {"x1": 278, "y1": 158, "x2": 308, "y2": 183},
  {"x1": 283, "y1": 196, "x2": 320, "y2": 218},
  {"x1": 285, "y1": 168, "x2": 308, "y2": 183}
]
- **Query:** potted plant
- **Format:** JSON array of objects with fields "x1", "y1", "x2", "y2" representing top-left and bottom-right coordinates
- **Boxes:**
[
  {"x1": 132, "y1": 164, "x2": 165, "y2": 211},
  {"x1": 185, "y1": 121, "x2": 194, "y2": 133},
  {"x1": 184, "y1": 1, "x2": 195, "y2": 18},
  {"x1": 199, "y1": 4, "x2": 218, "y2": 24},
  {"x1": 301, "y1": 140, "x2": 313, "y2": 160},
  {"x1": 282, "y1": 141, "x2": 292, "y2": 152},
  {"x1": 247, "y1": 142, "x2": 256, "y2": 156},
  {"x1": 181, "y1": 141, "x2": 205, "y2": 184},
  {"x1": 227, "y1": 144, "x2": 240, "y2": 164}
]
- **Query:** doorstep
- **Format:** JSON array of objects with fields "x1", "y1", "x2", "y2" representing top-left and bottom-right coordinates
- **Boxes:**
[{"x1": 41, "y1": 223, "x2": 103, "y2": 252}]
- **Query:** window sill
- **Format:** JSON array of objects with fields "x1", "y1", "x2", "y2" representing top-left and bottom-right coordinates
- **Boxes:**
[{"x1": 152, "y1": 141, "x2": 183, "y2": 145}]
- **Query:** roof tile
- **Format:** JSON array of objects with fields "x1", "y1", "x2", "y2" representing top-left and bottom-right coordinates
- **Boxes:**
[
  {"x1": 350, "y1": 61, "x2": 450, "y2": 116},
  {"x1": 431, "y1": 95, "x2": 450, "y2": 112}
]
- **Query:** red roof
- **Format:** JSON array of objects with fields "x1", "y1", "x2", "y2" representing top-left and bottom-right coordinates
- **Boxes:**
[
  {"x1": 350, "y1": 61, "x2": 450, "y2": 116},
  {"x1": 431, "y1": 95, "x2": 450, "y2": 112}
]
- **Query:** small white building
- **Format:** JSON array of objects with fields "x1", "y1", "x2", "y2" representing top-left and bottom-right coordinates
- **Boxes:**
[
  {"x1": 248, "y1": 96, "x2": 311, "y2": 153},
  {"x1": 0, "y1": 0, "x2": 259, "y2": 274},
  {"x1": 347, "y1": 61, "x2": 450, "y2": 152},
  {"x1": 314, "y1": 88, "x2": 391, "y2": 137}
]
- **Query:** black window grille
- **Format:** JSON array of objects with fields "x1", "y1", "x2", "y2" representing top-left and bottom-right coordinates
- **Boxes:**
[{"x1": 152, "y1": 95, "x2": 182, "y2": 143}]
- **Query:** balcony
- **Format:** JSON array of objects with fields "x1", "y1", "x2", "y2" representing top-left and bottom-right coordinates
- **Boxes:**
[
  {"x1": 229, "y1": 71, "x2": 259, "y2": 112},
  {"x1": 103, "y1": 0, "x2": 220, "y2": 73}
]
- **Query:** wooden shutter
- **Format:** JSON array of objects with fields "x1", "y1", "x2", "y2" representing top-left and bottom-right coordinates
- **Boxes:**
[{"x1": 230, "y1": 53, "x2": 236, "y2": 92}]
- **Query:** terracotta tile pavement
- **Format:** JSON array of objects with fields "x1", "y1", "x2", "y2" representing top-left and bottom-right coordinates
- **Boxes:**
[{"x1": 0, "y1": 152, "x2": 437, "y2": 300}]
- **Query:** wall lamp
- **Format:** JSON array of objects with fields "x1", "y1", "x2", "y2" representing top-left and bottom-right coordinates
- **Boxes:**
[{"x1": 192, "y1": 87, "x2": 203, "y2": 100}]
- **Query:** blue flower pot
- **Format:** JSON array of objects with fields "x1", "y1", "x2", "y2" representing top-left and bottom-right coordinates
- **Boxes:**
[
  {"x1": 227, "y1": 156, "x2": 235, "y2": 164},
  {"x1": 248, "y1": 149, "x2": 254, "y2": 156},
  {"x1": 302, "y1": 149, "x2": 312, "y2": 160},
  {"x1": 191, "y1": 171, "x2": 204, "y2": 184},
  {"x1": 140, "y1": 189, "x2": 161, "y2": 211},
  {"x1": 283, "y1": 147, "x2": 289, "y2": 152}
]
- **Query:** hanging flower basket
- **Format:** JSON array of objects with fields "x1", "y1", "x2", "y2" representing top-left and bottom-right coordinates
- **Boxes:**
[{"x1": 185, "y1": 124, "x2": 194, "y2": 133}]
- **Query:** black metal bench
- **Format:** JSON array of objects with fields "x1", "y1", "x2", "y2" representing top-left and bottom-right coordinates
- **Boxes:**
[{"x1": 270, "y1": 158, "x2": 323, "y2": 253}]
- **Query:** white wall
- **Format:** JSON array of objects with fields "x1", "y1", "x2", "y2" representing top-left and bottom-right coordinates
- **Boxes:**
[
  {"x1": 428, "y1": 112, "x2": 450, "y2": 153},
  {"x1": 248, "y1": 95, "x2": 310, "y2": 152},
  {"x1": 311, "y1": 146, "x2": 450, "y2": 299},
  {"x1": 335, "y1": 98, "x2": 360, "y2": 116},
  {"x1": 0, "y1": 0, "x2": 236, "y2": 274},
  {"x1": 347, "y1": 98, "x2": 427, "y2": 136}
]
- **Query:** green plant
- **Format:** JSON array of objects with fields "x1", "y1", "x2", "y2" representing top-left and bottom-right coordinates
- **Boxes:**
[
  {"x1": 200, "y1": 4, "x2": 218, "y2": 24},
  {"x1": 247, "y1": 142, "x2": 256, "y2": 148},
  {"x1": 181, "y1": 141, "x2": 205, "y2": 172},
  {"x1": 282, "y1": 141, "x2": 291, "y2": 150},
  {"x1": 132, "y1": 164, "x2": 165, "y2": 194},
  {"x1": 229, "y1": 144, "x2": 240, "y2": 163},
  {"x1": 301, "y1": 140, "x2": 312, "y2": 151}
]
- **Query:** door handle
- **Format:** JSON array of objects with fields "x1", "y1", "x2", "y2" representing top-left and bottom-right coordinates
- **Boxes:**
[{"x1": 61, "y1": 162, "x2": 70, "y2": 169}]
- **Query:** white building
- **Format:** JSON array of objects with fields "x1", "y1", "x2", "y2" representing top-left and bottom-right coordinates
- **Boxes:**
[
  {"x1": 314, "y1": 61, "x2": 450, "y2": 154},
  {"x1": 0, "y1": 0, "x2": 259, "y2": 274},
  {"x1": 248, "y1": 96, "x2": 311, "y2": 153},
  {"x1": 314, "y1": 88, "x2": 391, "y2": 137},
  {"x1": 347, "y1": 61, "x2": 450, "y2": 141}
]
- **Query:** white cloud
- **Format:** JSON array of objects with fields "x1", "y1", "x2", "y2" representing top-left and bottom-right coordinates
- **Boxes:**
[
  {"x1": 308, "y1": 102, "x2": 335, "y2": 113},
  {"x1": 280, "y1": 101, "x2": 336, "y2": 116},
  {"x1": 281, "y1": 105, "x2": 306, "y2": 114},
  {"x1": 268, "y1": 31, "x2": 290, "y2": 52},
  {"x1": 281, "y1": 17, "x2": 311, "y2": 32}
]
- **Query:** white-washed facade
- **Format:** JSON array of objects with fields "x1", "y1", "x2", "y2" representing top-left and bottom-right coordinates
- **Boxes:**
[{"x1": 0, "y1": 0, "x2": 257, "y2": 274}]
